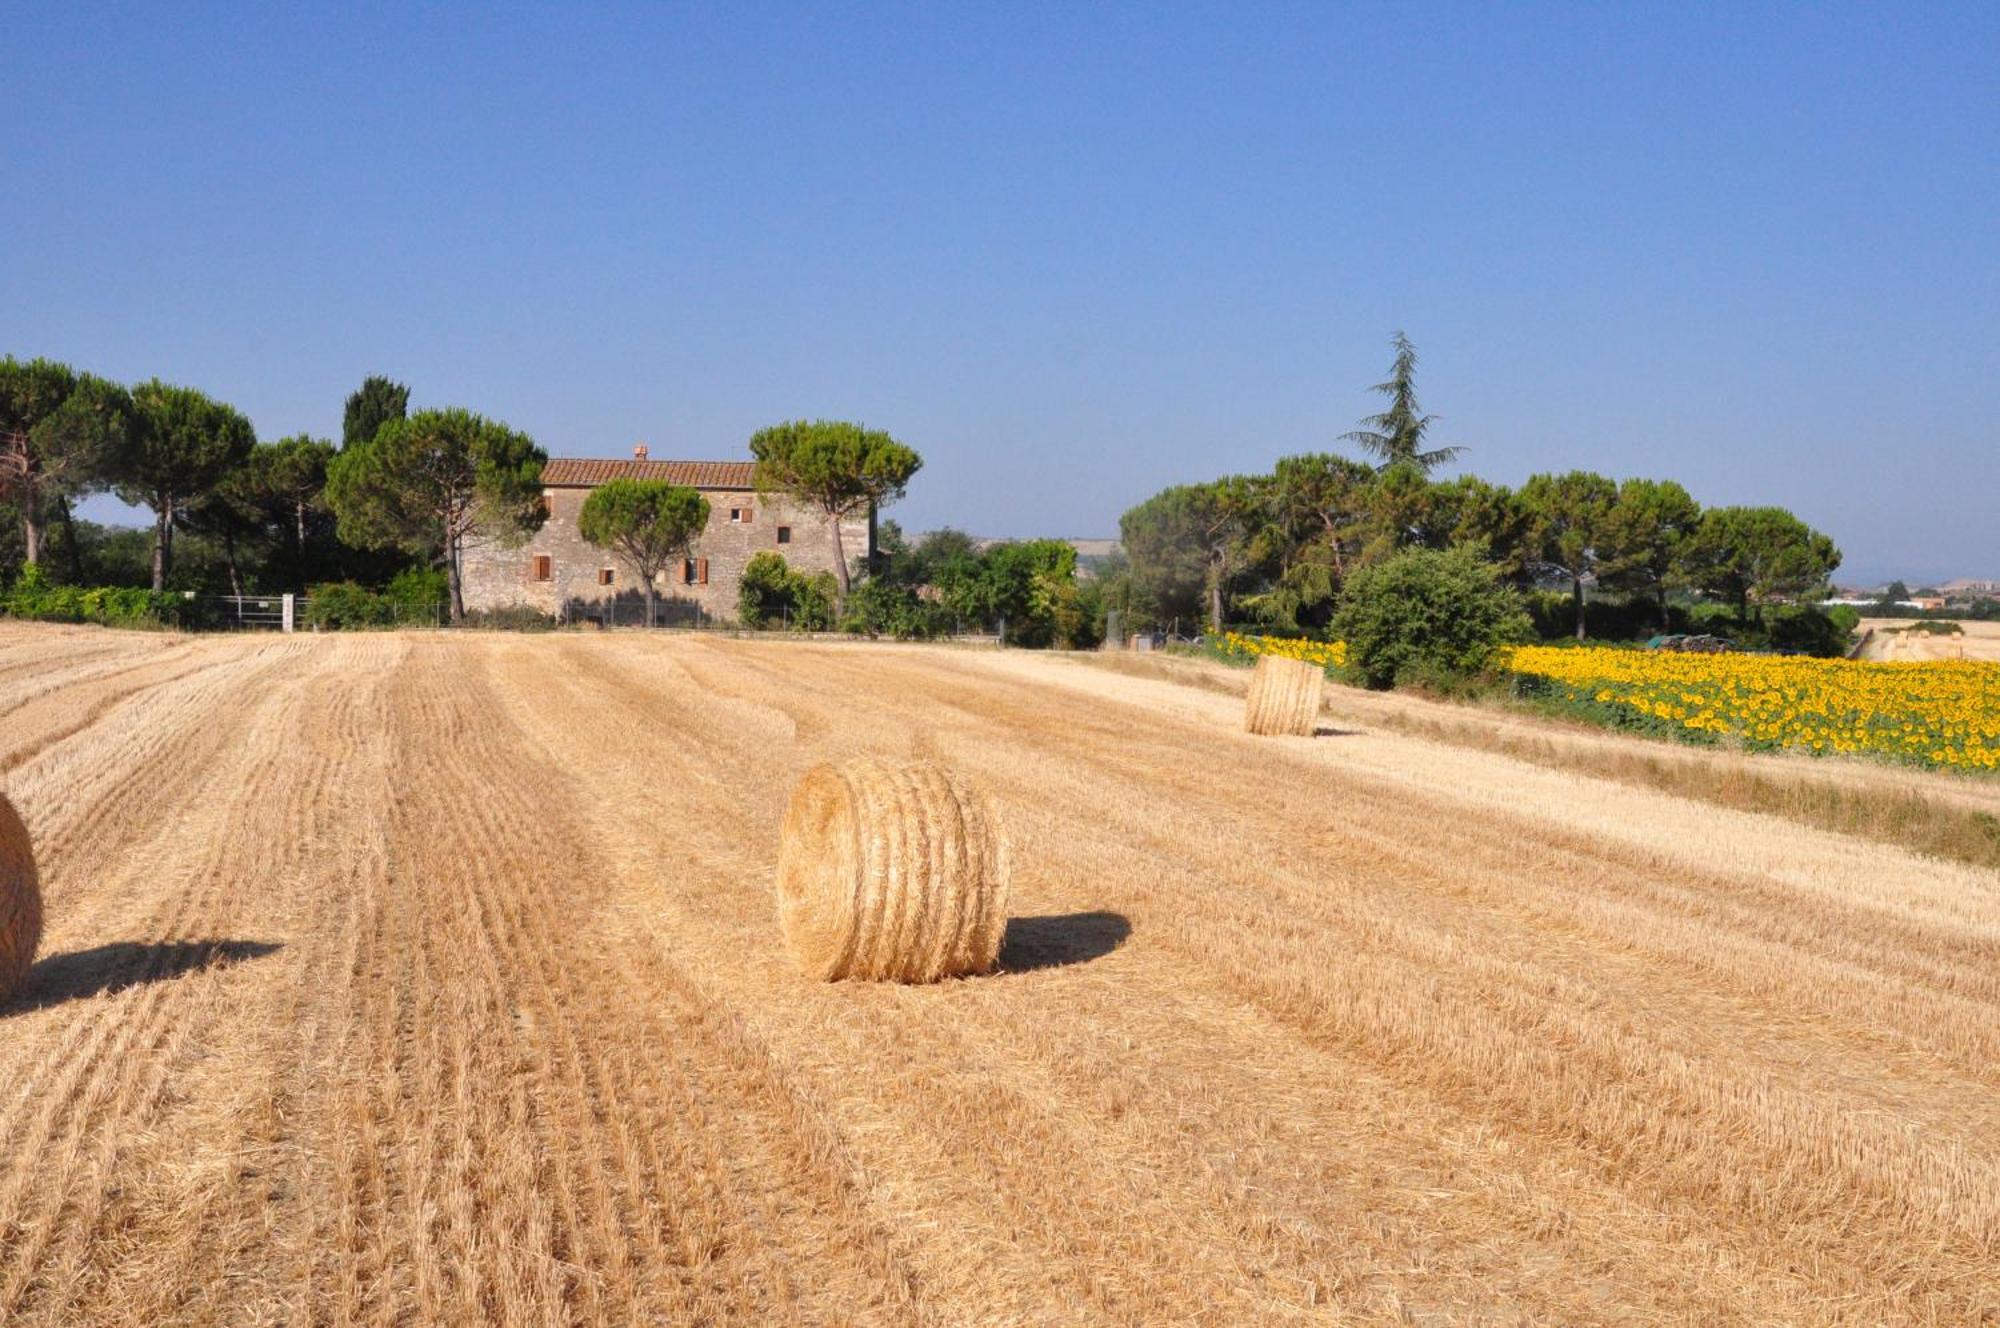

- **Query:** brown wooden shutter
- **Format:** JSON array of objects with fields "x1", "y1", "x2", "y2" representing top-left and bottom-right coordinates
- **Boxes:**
[
  {"x1": 697, "y1": 557, "x2": 709, "y2": 585},
  {"x1": 531, "y1": 554, "x2": 551, "y2": 581}
]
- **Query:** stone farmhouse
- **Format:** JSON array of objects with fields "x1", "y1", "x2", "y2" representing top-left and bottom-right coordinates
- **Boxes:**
[{"x1": 459, "y1": 446, "x2": 870, "y2": 623}]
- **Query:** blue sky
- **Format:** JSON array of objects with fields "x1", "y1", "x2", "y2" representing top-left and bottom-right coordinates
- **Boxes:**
[{"x1": 5, "y1": 3, "x2": 1994, "y2": 584}]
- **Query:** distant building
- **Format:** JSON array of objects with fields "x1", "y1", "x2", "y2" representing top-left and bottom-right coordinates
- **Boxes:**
[{"x1": 459, "y1": 445, "x2": 869, "y2": 622}]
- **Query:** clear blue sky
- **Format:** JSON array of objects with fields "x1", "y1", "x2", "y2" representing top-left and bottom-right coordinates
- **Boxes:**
[{"x1": 6, "y1": 3, "x2": 1994, "y2": 584}]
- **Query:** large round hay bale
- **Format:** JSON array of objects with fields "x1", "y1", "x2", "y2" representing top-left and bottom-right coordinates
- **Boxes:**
[
  {"x1": 776, "y1": 758, "x2": 1009, "y2": 983},
  {"x1": 0, "y1": 792, "x2": 41, "y2": 1004},
  {"x1": 1243, "y1": 653, "x2": 1324, "y2": 737}
]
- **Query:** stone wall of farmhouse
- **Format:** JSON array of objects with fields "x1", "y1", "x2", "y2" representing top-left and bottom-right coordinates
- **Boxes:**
[{"x1": 459, "y1": 486, "x2": 870, "y2": 623}]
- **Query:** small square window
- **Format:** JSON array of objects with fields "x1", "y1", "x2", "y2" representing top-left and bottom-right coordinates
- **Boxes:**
[
  {"x1": 729, "y1": 508, "x2": 743, "y2": 523},
  {"x1": 597, "y1": 567, "x2": 614, "y2": 586},
  {"x1": 776, "y1": 526, "x2": 791, "y2": 545},
  {"x1": 531, "y1": 554, "x2": 552, "y2": 582}
]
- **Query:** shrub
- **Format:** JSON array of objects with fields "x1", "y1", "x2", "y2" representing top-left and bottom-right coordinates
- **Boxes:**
[
  {"x1": 1760, "y1": 604, "x2": 1854, "y2": 657},
  {"x1": 739, "y1": 552, "x2": 836, "y2": 631},
  {"x1": 1523, "y1": 589, "x2": 1668, "y2": 643},
  {"x1": 2, "y1": 564, "x2": 195, "y2": 629},
  {"x1": 385, "y1": 565, "x2": 449, "y2": 619},
  {"x1": 839, "y1": 580, "x2": 950, "y2": 640},
  {"x1": 1331, "y1": 545, "x2": 1530, "y2": 690},
  {"x1": 303, "y1": 581, "x2": 397, "y2": 629}
]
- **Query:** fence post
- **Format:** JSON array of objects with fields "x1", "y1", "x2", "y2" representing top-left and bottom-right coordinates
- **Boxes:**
[{"x1": 282, "y1": 593, "x2": 295, "y2": 633}]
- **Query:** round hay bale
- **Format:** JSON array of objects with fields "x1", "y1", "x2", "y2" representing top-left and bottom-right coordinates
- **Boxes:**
[
  {"x1": 775, "y1": 758, "x2": 1009, "y2": 983},
  {"x1": 1243, "y1": 653, "x2": 1324, "y2": 737},
  {"x1": 0, "y1": 792, "x2": 41, "y2": 1004}
]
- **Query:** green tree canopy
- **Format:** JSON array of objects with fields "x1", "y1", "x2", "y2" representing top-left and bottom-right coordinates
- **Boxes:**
[
  {"x1": 121, "y1": 380, "x2": 257, "y2": 591},
  {"x1": 894, "y1": 527, "x2": 980, "y2": 589},
  {"x1": 1269, "y1": 454, "x2": 1374, "y2": 620},
  {"x1": 1678, "y1": 506, "x2": 1841, "y2": 613},
  {"x1": 1597, "y1": 478, "x2": 1702, "y2": 628},
  {"x1": 1417, "y1": 476, "x2": 1528, "y2": 575},
  {"x1": 1118, "y1": 478, "x2": 1265, "y2": 634},
  {"x1": 577, "y1": 478, "x2": 710, "y2": 627},
  {"x1": 1519, "y1": 470, "x2": 1618, "y2": 639},
  {"x1": 324, "y1": 407, "x2": 546, "y2": 621},
  {"x1": 343, "y1": 375, "x2": 409, "y2": 450},
  {"x1": 748, "y1": 419, "x2": 921, "y2": 599},
  {"x1": 0, "y1": 358, "x2": 136, "y2": 567},
  {"x1": 254, "y1": 435, "x2": 338, "y2": 564},
  {"x1": 186, "y1": 435, "x2": 338, "y2": 590},
  {"x1": 1340, "y1": 332, "x2": 1463, "y2": 474}
]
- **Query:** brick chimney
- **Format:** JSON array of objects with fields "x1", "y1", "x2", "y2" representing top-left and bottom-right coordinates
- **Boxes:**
[{"x1": 633, "y1": 443, "x2": 649, "y2": 461}]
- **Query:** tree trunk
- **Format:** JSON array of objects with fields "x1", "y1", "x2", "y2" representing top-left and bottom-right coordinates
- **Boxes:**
[
  {"x1": 152, "y1": 501, "x2": 171, "y2": 592},
  {"x1": 445, "y1": 543, "x2": 465, "y2": 623},
  {"x1": 224, "y1": 532, "x2": 243, "y2": 599},
  {"x1": 644, "y1": 582, "x2": 657, "y2": 629},
  {"x1": 828, "y1": 513, "x2": 850, "y2": 603},
  {"x1": 295, "y1": 499, "x2": 308, "y2": 554},
  {"x1": 22, "y1": 507, "x2": 42, "y2": 567},
  {"x1": 1208, "y1": 558, "x2": 1225, "y2": 634},
  {"x1": 1573, "y1": 576, "x2": 1587, "y2": 640},
  {"x1": 56, "y1": 496, "x2": 82, "y2": 582}
]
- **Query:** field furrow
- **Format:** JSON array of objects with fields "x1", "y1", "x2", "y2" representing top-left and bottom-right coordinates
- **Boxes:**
[{"x1": 1, "y1": 623, "x2": 1994, "y2": 1325}]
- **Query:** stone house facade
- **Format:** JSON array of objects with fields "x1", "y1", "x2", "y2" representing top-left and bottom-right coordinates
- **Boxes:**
[{"x1": 459, "y1": 447, "x2": 870, "y2": 623}]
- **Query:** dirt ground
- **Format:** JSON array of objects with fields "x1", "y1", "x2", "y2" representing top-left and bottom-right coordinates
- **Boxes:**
[{"x1": 2, "y1": 624, "x2": 1996, "y2": 1325}]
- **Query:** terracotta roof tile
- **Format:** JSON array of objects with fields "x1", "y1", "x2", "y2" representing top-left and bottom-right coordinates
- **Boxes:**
[{"x1": 540, "y1": 458, "x2": 758, "y2": 489}]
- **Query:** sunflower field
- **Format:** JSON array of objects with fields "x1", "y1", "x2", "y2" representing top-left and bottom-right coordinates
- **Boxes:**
[
  {"x1": 1505, "y1": 645, "x2": 2000, "y2": 772},
  {"x1": 1214, "y1": 632, "x2": 1349, "y2": 671}
]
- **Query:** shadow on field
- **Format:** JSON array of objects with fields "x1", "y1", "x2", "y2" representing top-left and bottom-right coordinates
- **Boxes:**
[
  {"x1": 1314, "y1": 724, "x2": 1363, "y2": 738},
  {"x1": 1000, "y1": 911, "x2": 1131, "y2": 973},
  {"x1": 6, "y1": 939, "x2": 283, "y2": 1014}
]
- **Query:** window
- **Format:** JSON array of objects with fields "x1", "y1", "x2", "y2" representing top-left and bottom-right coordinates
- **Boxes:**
[
  {"x1": 683, "y1": 558, "x2": 697, "y2": 585},
  {"x1": 776, "y1": 526, "x2": 791, "y2": 545},
  {"x1": 531, "y1": 554, "x2": 552, "y2": 582},
  {"x1": 597, "y1": 567, "x2": 614, "y2": 586},
  {"x1": 730, "y1": 506, "x2": 753, "y2": 524}
]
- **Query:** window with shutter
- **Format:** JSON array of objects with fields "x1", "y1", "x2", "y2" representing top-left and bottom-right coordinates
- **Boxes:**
[
  {"x1": 531, "y1": 555, "x2": 552, "y2": 582},
  {"x1": 597, "y1": 567, "x2": 614, "y2": 586}
]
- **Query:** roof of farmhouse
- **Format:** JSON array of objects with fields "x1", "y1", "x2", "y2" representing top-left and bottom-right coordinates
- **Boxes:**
[{"x1": 539, "y1": 456, "x2": 757, "y2": 489}]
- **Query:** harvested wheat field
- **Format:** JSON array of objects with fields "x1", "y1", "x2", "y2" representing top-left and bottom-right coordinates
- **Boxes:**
[{"x1": 2, "y1": 622, "x2": 1998, "y2": 1326}]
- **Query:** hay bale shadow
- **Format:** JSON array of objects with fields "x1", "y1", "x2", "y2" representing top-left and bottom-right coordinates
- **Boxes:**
[
  {"x1": 5, "y1": 939, "x2": 283, "y2": 1014},
  {"x1": 1313, "y1": 724, "x2": 1363, "y2": 738},
  {"x1": 999, "y1": 911, "x2": 1131, "y2": 973}
]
